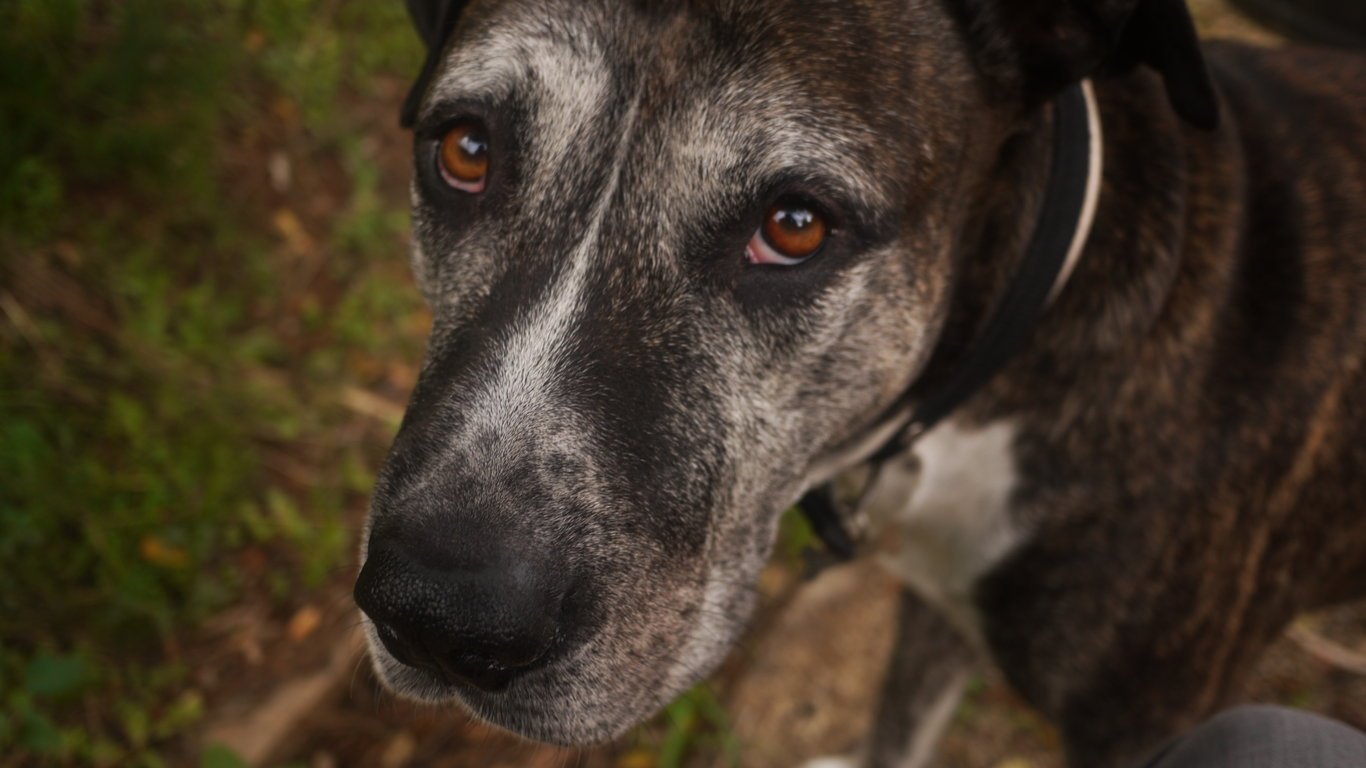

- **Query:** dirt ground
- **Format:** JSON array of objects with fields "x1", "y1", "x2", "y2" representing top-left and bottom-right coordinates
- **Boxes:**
[
  {"x1": 187, "y1": 3, "x2": 1366, "y2": 767},
  {"x1": 203, "y1": 563, "x2": 1366, "y2": 768}
]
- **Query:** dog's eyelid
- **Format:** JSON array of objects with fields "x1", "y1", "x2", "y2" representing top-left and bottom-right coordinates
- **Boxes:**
[
  {"x1": 413, "y1": 97, "x2": 500, "y2": 139},
  {"x1": 753, "y1": 173, "x2": 875, "y2": 234}
]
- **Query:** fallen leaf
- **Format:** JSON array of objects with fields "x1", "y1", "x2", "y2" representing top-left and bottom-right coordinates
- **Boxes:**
[
  {"x1": 268, "y1": 151, "x2": 292, "y2": 193},
  {"x1": 385, "y1": 363, "x2": 419, "y2": 392},
  {"x1": 238, "y1": 546, "x2": 268, "y2": 574},
  {"x1": 758, "y1": 562, "x2": 795, "y2": 597},
  {"x1": 243, "y1": 29, "x2": 266, "y2": 53},
  {"x1": 525, "y1": 748, "x2": 576, "y2": 768},
  {"x1": 273, "y1": 208, "x2": 315, "y2": 257},
  {"x1": 287, "y1": 606, "x2": 323, "y2": 642},
  {"x1": 232, "y1": 630, "x2": 264, "y2": 666},
  {"x1": 272, "y1": 97, "x2": 300, "y2": 129},
  {"x1": 614, "y1": 748, "x2": 655, "y2": 768},
  {"x1": 344, "y1": 349, "x2": 387, "y2": 380},
  {"x1": 380, "y1": 732, "x2": 416, "y2": 768},
  {"x1": 140, "y1": 536, "x2": 189, "y2": 569},
  {"x1": 340, "y1": 387, "x2": 405, "y2": 427}
]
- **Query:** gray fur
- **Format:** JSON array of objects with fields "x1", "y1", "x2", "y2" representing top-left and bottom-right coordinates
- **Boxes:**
[
  {"x1": 359, "y1": 2, "x2": 1366, "y2": 766},
  {"x1": 365, "y1": 0, "x2": 970, "y2": 745}
]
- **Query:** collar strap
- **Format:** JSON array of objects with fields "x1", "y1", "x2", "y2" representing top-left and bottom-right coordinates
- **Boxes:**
[{"x1": 800, "y1": 80, "x2": 1104, "y2": 560}]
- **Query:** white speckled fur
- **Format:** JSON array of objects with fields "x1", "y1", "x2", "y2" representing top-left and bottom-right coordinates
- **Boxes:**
[
  {"x1": 866, "y1": 419, "x2": 1024, "y2": 646},
  {"x1": 369, "y1": 0, "x2": 974, "y2": 750}
]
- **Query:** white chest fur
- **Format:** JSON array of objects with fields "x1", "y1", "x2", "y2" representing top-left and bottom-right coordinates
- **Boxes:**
[{"x1": 864, "y1": 419, "x2": 1023, "y2": 645}]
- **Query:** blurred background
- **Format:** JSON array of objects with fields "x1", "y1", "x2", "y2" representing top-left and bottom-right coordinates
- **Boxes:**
[{"x1": 1, "y1": 1, "x2": 1362, "y2": 767}]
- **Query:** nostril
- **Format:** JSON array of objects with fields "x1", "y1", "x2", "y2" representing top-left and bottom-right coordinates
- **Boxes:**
[
  {"x1": 354, "y1": 540, "x2": 570, "y2": 692},
  {"x1": 371, "y1": 620, "x2": 435, "y2": 672},
  {"x1": 369, "y1": 619, "x2": 535, "y2": 691},
  {"x1": 430, "y1": 617, "x2": 559, "y2": 691},
  {"x1": 437, "y1": 650, "x2": 518, "y2": 692}
]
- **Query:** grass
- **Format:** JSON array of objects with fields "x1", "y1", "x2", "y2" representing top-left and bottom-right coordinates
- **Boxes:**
[
  {"x1": 0, "y1": 4, "x2": 825, "y2": 765},
  {"x1": 0, "y1": 1, "x2": 422, "y2": 764},
  {"x1": 656, "y1": 686, "x2": 743, "y2": 768}
]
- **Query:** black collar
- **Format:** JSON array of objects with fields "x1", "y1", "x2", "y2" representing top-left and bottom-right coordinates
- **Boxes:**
[{"x1": 799, "y1": 80, "x2": 1104, "y2": 560}]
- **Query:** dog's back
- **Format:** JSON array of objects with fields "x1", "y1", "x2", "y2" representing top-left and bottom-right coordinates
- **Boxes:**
[
  {"x1": 1205, "y1": 42, "x2": 1366, "y2": 606},
  {"x1": 963, "y1": 40, "x2": 1366, "y2": 765}
]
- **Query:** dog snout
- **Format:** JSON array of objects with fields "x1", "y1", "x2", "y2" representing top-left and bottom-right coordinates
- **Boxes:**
[{"x1": 354, "y1": 528, "x2": 571, "y2": 692}]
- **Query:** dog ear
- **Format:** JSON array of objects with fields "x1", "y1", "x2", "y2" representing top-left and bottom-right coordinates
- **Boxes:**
[
  {"x1": 951, "y1": 0, "x2": 1220, "y2": 129},
  {"x1": 401, "y1": 0, "x2": 473, "y2": 128}
]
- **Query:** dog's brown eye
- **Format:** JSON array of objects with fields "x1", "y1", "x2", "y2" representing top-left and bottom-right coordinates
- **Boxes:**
[
  {"x1": 438, "y1": 120, "x2": 489, "y2": 193},
  {"x1": 748, "y1": 198, "x2": 828, "y2": 265}
]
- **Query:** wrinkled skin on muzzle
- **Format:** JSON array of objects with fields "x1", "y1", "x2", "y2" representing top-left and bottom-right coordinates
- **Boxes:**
[{"x1": 356, "y1": 0, "x2": 987, "y2": 745}]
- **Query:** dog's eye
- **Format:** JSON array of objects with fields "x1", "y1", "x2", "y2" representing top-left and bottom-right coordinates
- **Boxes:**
[
  {"x1": 747, "y1": 197, "x2": 828, "y2": 265},
  {"x1": 438, "y1": 120, "x2": 489, "y2": 193}
]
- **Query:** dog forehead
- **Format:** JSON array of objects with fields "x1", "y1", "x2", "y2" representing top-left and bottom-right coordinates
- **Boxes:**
[{"x1": 423, "y1": 0, "x2": 911, "y2": 210}]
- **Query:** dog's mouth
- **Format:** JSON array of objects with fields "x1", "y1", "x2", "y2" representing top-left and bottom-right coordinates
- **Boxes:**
[
  {"x1": 360, "y1": 608, "x2": 709, "y2": 746},
  {"x1": 353, "y1": 518, "x2": 763, "y2": 745}
]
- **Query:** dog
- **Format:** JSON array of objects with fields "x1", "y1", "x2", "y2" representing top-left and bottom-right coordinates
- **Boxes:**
[{"x1": 352, "y1": 1, "x2": 1366, "y2": 765}]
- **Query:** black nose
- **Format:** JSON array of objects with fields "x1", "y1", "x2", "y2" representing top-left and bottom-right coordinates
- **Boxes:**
[{"x1": 353, "y1": 531, "x2": 568, "y2": 691}]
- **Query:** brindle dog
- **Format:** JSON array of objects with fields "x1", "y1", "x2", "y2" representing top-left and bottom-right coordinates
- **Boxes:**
[{"x1": 352, "y1": 1, "x2": 1366, "y2": 765}]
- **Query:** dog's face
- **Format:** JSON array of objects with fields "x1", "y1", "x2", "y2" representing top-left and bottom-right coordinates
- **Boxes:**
[{"x1": 353, "y1": 0, "x2": 1214, "y2": 746}]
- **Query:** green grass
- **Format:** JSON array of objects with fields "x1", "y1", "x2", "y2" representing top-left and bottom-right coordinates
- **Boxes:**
[
  {"x1": 0, "y1": 4, "x2": 809, "y2": 765},
  {"x1": 656, "y1": 686, "x2": 742, "y2": 768},
  {"x1": 0, "y1": 1, "x2": 421, "y2": 764}
]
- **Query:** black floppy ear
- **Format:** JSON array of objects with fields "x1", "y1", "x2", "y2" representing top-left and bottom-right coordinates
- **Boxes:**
[
  {"x1": 401, "y1": 0, "x2": 473, "y2": 128},
  {"x1": 952, "y1": 0, "x2": 1220, "y2": 129},
  {"x1": 1108, "y1": 0, "x2": 1219, "y2": 128}
]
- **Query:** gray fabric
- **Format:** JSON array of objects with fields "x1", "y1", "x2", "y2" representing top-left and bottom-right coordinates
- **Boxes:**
[{"x1": 1143, "y1": 706, "x2": 1366, "y2": 768}]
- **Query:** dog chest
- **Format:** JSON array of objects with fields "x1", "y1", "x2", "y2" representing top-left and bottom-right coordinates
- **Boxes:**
[{"x1": 865, "y1": 419, "x2": 1024, "y2": 644}]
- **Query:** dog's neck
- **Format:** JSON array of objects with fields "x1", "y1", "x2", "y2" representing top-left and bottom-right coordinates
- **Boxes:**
[
  {"x1": 800, "y1": 84, "x2": 1110, "y2": 550},
  {"x1": 806, "y1": 73, "x2": 1229, "y2": 551},
  {"x1": 929, "y1": 74, "x2": 1203, "y2": 405},
  {"x1": 838, "y1": 82, "x2": 1105, "y2": 460},
  {"x1": 915, "y1": 104, "x2": 1082, "y2": 398}
]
